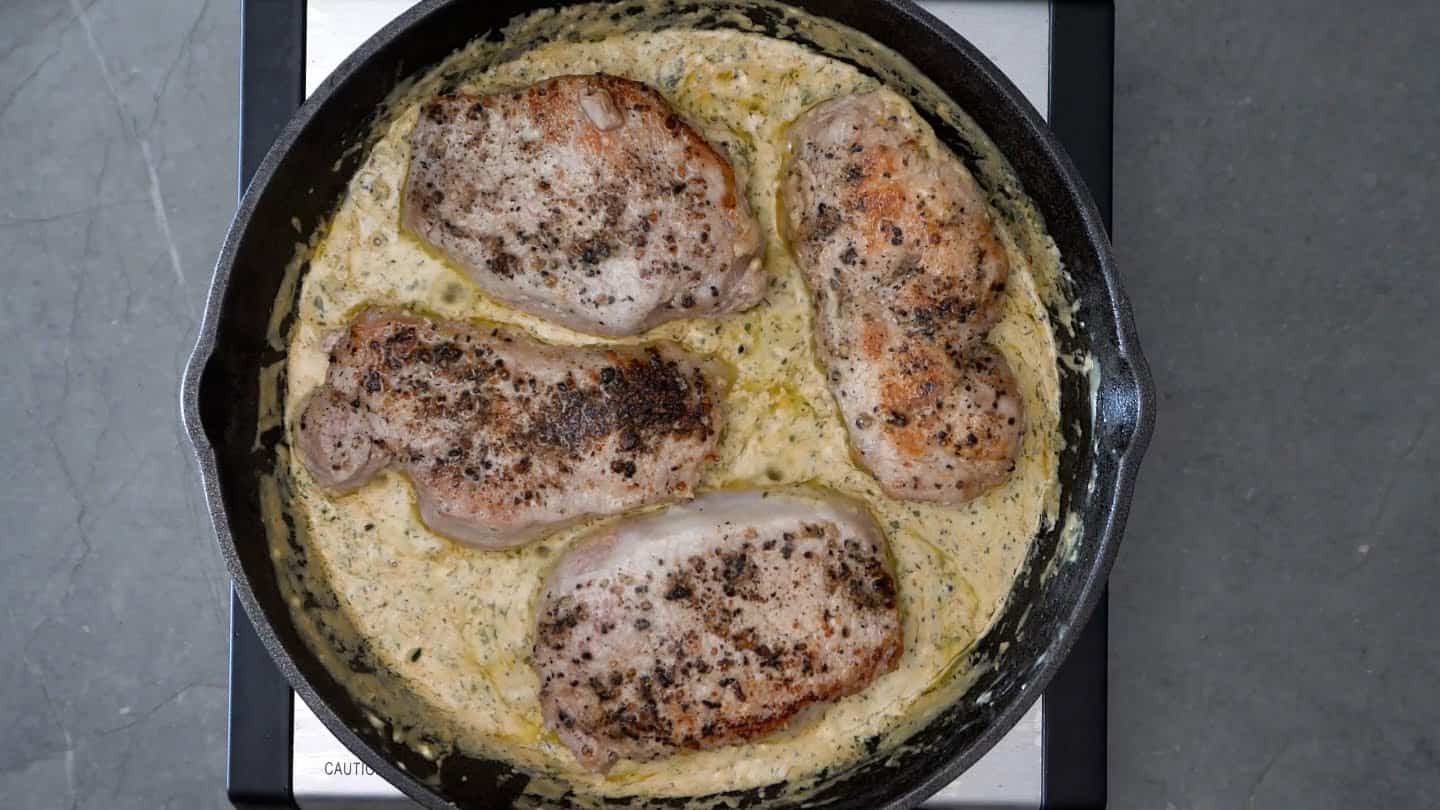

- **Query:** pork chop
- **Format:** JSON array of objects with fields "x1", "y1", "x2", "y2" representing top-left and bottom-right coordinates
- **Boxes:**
[
  {"x1": 401, "y1": 74, "x2": 766, "y2": 337},
  {"x1": 780, "y1": 92, "x2": 1024, "y2": 503},
  {"x1": 294, "y1": 308, "x2": 727, "y2": 548},
  {"x1": 533, "y1": 488, "x2": 902, "y2": 770}
]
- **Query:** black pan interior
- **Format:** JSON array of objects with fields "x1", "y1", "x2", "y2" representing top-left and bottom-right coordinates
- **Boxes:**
[{"x1": 185, "y1": 1, "x2": 1153, "y2": 808}]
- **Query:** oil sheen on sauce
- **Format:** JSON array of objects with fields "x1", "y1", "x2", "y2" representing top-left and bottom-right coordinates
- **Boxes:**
[{"x1": 277, "y1": 24, "x2": 1062, "y2": 800}]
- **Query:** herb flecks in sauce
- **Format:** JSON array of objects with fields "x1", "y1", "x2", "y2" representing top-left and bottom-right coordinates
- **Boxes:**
[{"x1": 277, "y1": 21, "x2": 1061, "y2": 803}]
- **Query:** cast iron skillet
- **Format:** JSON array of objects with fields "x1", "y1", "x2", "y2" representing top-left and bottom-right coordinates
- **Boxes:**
[{"x1": 182, "y1": 1, "x2": 1154, "y2": 807}]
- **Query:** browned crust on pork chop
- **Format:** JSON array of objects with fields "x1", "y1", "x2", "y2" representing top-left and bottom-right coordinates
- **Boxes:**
[
  {"x1": 294, "y1": 308, "x2": 727, "y2": 548},
  {"x1": 533, "y1": 489, "x2": 902, "y2": 769},
  {"x1": 781, "y1": 92, "x2": 1024, "y2": 503},
  {"x1": 402, "y1": 74, "x2": 765, "y2": 337}
]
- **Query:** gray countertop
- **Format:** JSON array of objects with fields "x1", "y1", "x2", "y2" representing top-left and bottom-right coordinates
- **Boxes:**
[{"x1": 1, "y1": 0, "x2": 1436, "y2": 808}]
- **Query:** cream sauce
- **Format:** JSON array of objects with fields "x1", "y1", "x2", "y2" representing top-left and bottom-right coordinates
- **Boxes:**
[{"x1": 275, "y1": 20, "x2": 1062, "y2": 801}]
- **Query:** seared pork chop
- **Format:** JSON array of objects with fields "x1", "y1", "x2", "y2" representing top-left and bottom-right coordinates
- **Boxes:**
[
  {"x1": 533, "y1": 488, "x2": 902, "y2": 769},
  {"x1": 781, "y1": 93, "x2": 1024, "y2": 503},
  {"x1": 402, "y1": 74, "x2": 766, "y2": 337},
  {"x1": 294, "y1": 309, "x2": 726, "y2": 548}
]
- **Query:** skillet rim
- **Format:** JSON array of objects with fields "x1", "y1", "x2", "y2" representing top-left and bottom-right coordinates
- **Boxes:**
[{"x1": 180, "y1": 1, "x2": 1155, "y2": 807}]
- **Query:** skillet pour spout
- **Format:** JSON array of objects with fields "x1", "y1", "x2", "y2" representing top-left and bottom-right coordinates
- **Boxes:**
[{"x1": 181, "y1": 1, "x2": 1153, "y2": 807}]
